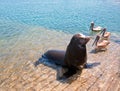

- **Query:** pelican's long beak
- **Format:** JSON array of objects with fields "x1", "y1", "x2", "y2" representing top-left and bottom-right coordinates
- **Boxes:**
[
  {"x1": 100, "y1": 28, "x2": 106, "y2": 36},
  {"x1": 102, "y1": 29, "x2": 106, "y2": 37},
  {"x1": 92, "y1": 36, "x2": 99, "y2": 46},
  {"x1": 100, "y1": 29, "x2": 104, "y2": 34}
]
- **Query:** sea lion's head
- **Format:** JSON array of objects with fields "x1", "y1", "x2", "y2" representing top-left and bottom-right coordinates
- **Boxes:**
[{"x1": 70, "y1": 33, "x2": 90, "y2": 46}]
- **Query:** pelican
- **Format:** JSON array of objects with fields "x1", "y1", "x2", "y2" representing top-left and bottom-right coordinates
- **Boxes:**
[
  {"x1": 100, "y1": 28, "x2": 111, "y2": 40},
  {"x1": 90, "y1": 22, "x2": 103, "y2": 32},
  {"x1": 92, "y1": 35, "x2": 110, "y2": 51}
]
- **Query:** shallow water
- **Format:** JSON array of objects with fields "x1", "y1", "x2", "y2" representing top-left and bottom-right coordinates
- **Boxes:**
[{"x1": 0, "y1": 0, "x2": 120, "y2": 34}]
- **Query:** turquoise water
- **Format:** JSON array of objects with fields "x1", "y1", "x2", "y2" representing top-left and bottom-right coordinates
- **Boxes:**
[
  {"x1": 0, "y1": 0, "x2": 120, "y2": 34},
  {"x1": 0, "y1": 0, "x2": 120, "y2": 49}
]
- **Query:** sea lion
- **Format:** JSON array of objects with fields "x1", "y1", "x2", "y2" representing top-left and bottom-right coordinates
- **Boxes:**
[
  {"x1": 45, "y1": 33, "x2": 90, "y2": 78},
  {"x1": 45, "y1": 33, "x2": 90, "y2": 68}
]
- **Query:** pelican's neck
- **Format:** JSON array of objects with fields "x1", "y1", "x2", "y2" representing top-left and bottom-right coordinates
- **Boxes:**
[
  {"x1": 95, "y1": 36, "x2": 100, "y2": 46},
  {"x1": 90, "y1": 23, "x2": 94, "y2": 31},
  {"x1": 95, "y1": 40, "x2": 98, "y2": 46},
  {"x1": 102, "y1": 29, "x2": 106, "y2": 36}
]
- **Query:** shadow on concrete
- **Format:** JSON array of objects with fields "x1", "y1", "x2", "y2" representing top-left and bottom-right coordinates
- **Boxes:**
[
  {"x1": 114, "y1": 40, "x2": 120, "y2": 44},
  {"x1": 85, "y1": 62, "x2": 101, "y2": 69},
  {"x1": 90, "y1": 49, "x2": 107, "y2": 54}
]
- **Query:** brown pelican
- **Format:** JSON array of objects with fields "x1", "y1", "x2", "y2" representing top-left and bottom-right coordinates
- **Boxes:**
[
  {"x1": 92, "y1": 35, "x2": 110, "y2": 51},
  {"x1": 100, "y1": 28, "x2": 111, "y2": 40},
  {"x1": 90, "y1": 21, "x2": 103, "y2": 32}
]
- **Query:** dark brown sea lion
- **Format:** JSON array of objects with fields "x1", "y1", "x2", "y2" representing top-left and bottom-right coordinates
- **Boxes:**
[
  {"x1": 45, "y1": 33, "x2": 90, "y2": 78},
  {"x1": 45, "y1": 33, "x2": 90, "y2": 68},
  {"x1": 64, "y1": 33, "x2": 90, "y2": 68}
]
